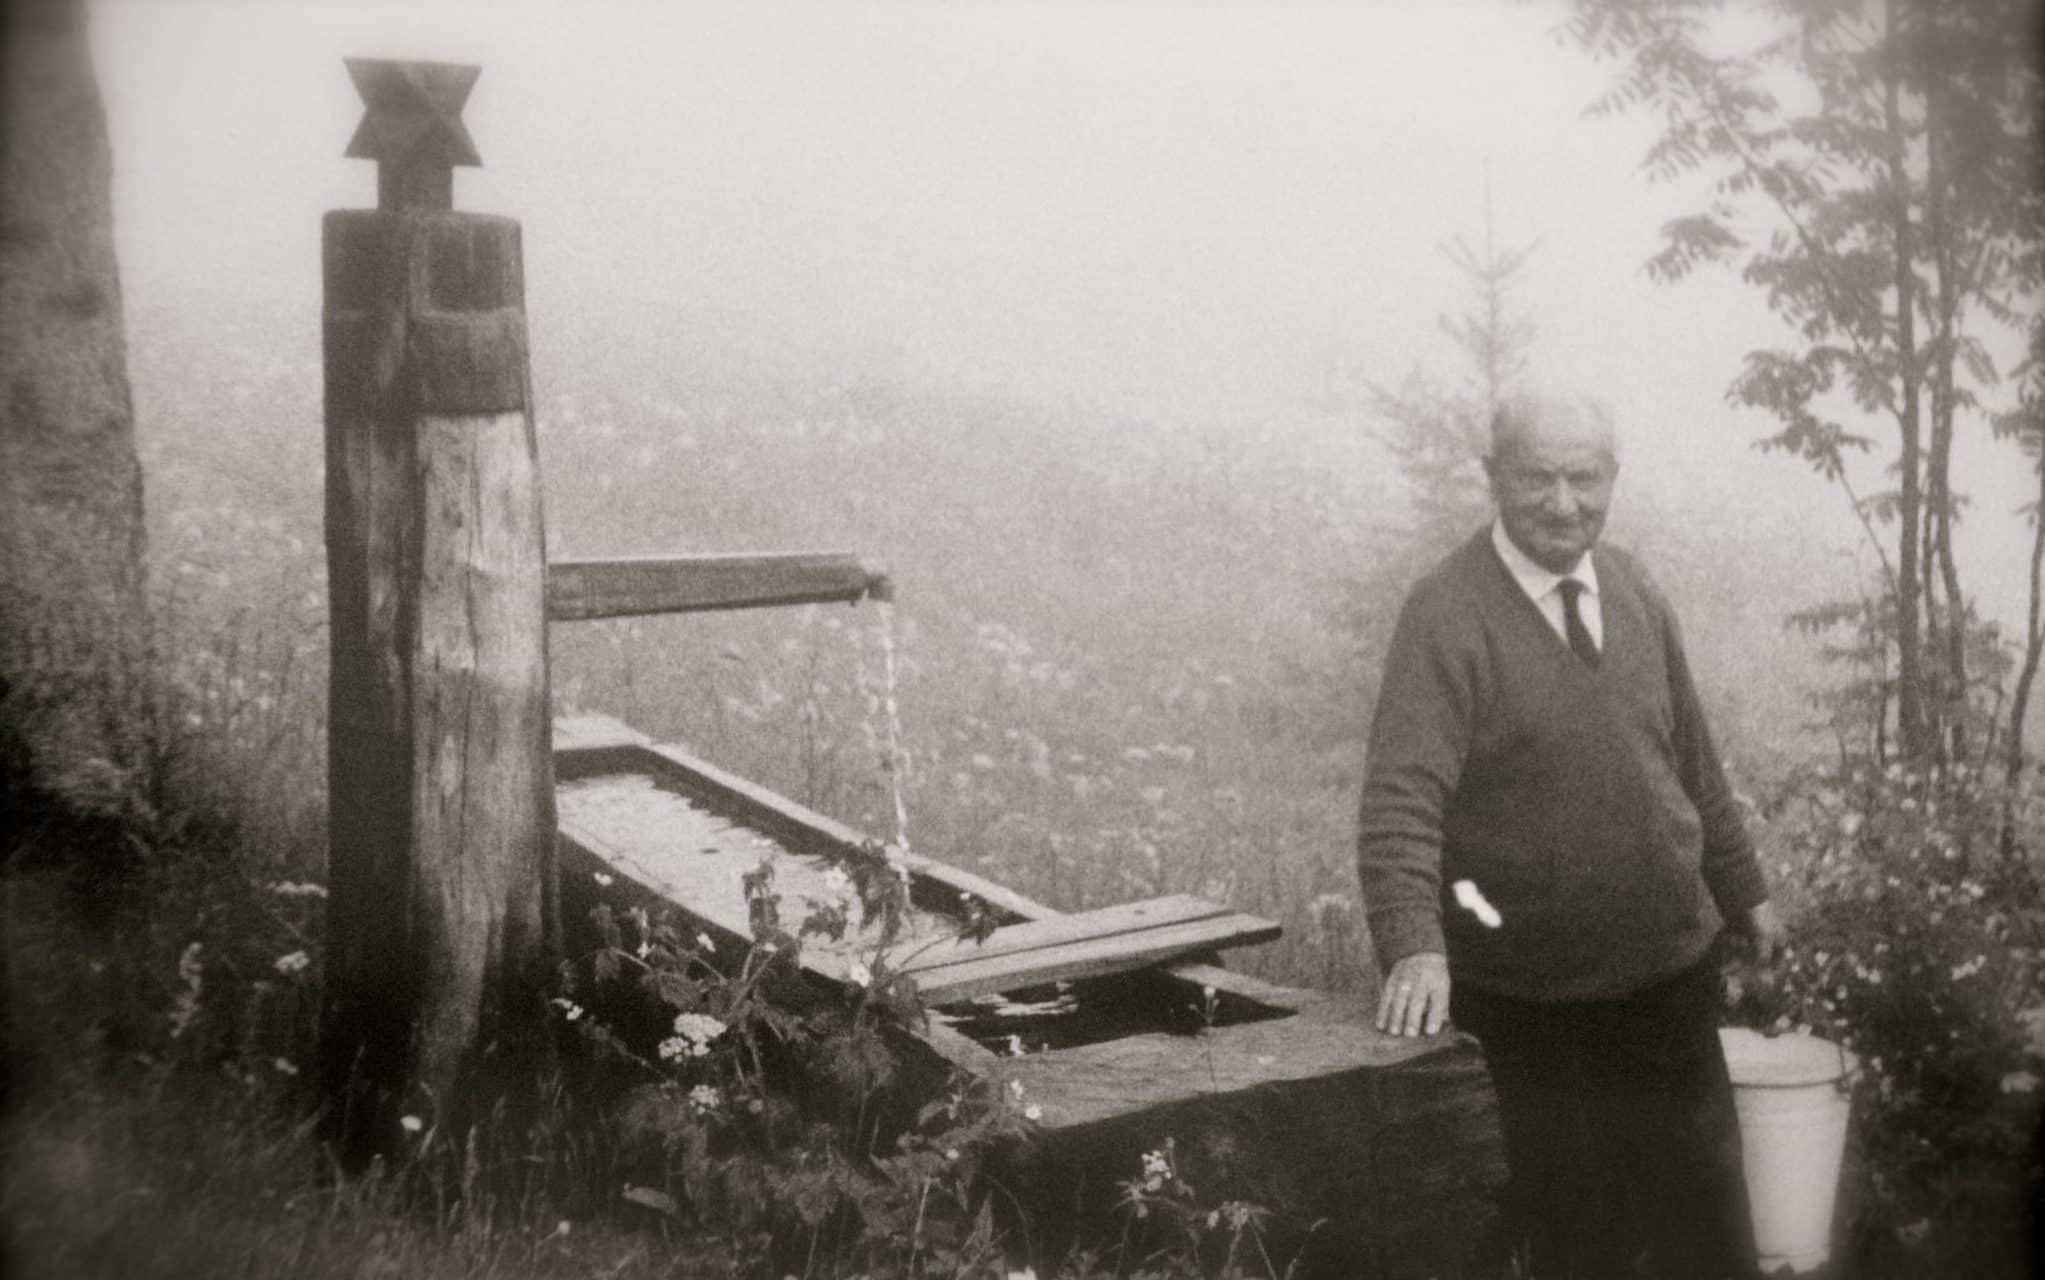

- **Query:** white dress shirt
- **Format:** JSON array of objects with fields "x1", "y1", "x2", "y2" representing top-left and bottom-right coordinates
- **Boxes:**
[{"x1": 1491, "y1": 519, "x2": 1603, "y2": 653}]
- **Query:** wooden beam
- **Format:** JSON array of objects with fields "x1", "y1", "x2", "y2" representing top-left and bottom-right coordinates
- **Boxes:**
[
  {"x1": 898, "y1": 894, "x2": 1232, "y2": 975},
  {"x1": 546, "y1": 552, "x2": 891, "y2": 622},
  {"x1": 909, "y1": 912, "x2": 1282, "y2": 1006}
]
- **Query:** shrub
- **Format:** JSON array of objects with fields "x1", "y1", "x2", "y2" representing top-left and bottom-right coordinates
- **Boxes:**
[{"x1": 1729, "y1": 760, "x2": 2045, "y2": 1277}]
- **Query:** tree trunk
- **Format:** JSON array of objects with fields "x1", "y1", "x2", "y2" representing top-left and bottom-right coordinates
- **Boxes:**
[
  {"x1": 1924, "y1": 87, "x2": 1971, "y2": 763},
  {"x1": 1884, "y1": 49, "x2": 1930, "y2": 763},
  {"x1": 0, "y1": 0, "x2": 148, "y2": 824},
  {"x1": 2007, "y1": 451, "x2": 2045, "y2": 783}
]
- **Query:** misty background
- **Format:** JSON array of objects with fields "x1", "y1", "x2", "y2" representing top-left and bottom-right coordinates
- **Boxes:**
[{"x1": 85, "y1": 0, "x2": 2037, "y2": 960}]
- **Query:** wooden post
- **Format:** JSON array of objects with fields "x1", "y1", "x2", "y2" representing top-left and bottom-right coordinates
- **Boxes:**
[{"x1": 318, "y1": 58, "x2": 556, "y2": 1171}]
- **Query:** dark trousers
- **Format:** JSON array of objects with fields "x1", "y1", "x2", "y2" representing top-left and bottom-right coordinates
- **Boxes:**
[{"x1": 1452, "y1": 957, "x2": 1759, "y2": 1280}]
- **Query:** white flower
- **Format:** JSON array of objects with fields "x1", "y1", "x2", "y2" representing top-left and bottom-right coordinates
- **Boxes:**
[
  {"x1": 945, "y1": 1148, "x2": 961, "y2": 1161},
  {"x1": 1007, "y1": 1034, "x2": 1025, "y2": 1057},
  {"x1": 2000, "y1": 1071, "x2": 2040, "y2": 1095},
  {"x1": 1024, "y1": 1103, "x2": 1043, "y2": 1122},
  {"x1": 550, "y1": 998, "x2": 584, "y2": 1022},
  {"x1": 636, "y1": 940, "x2": 652, "y2": 960},
  {"x1": 689, "y1": 1084, "x2": 722, "y2": 1112},
  {"x1": 593, "y1": 872, "x2": 614, "y2": 887},
  {"x1": 273, "y1": 950, "x2": 312, "y2": 975},
  {"x1": 657, "y1": 1037, "x2": 688, "y2": 1062},
  {"x1": 272, "y1": 1057, "x2": 298, "y2": 1076},
  {"x1": 696, "y1": 933, "x2": 716, "y2": 954},
  {"x1": 847, "y1": 960, "x2": 873, "y2": 989},
  {"x1": 671, "y1": 1013, "x2": 727, "y2": 1054},
  {"x1": 822, "y1": 866, "x2": 852, "y2": 896},
  {"x1": 1009, "y1": 1079, "x2": 1026, "y2": 1101},
  {"x1": 400, "y1": 1115, "x2": 423, "y2": 1134}
]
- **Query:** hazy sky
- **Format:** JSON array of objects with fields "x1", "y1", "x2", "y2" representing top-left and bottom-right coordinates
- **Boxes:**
[{"x1": 91, "y1": 0, "x2": 2033, "y2": 627}]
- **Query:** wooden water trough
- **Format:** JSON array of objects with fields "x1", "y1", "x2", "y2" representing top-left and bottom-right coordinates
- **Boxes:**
[{"x1": 545, "y1": 560, "x2": 1503, "y2": 1279}]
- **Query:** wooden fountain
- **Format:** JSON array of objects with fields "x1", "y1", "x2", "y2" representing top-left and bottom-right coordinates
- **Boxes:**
[{"x1": 320, "y1": 58, "x2": 1502, "y2": 1278}]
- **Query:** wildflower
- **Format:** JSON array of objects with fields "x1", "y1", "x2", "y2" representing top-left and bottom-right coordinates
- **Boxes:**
[
  {"x1": 1009, "y1": 1079, "x2": 1026, "y2": 1101},
  {"x1": 688, "y1": 1084, "x2": 722, "y2": 1113},
  {"x1": 550, "y1": 998, "x2": 584, "y2": 1022},
  {"x1": 1950, "y1": 956, "x2": 1986, "y2": 981},
  {"x1": 747, "y1": 1098, "x2": 764, "y2": 1115},
  {"x1": 822, "y1": 866, "x2": 851, "y2": 896},
  {"x1": 2000, "y1": 1071, "x2": 2040, "y2": 1095},
  {"x1": 593, "y1": 872, "x2": 614, "y2": 887},
  {"x1": 657, "y1": 1037, "x2": 688, "y2": 1062},
  {"x1": 672, "y1": 1013, "x2": 727, "y2": 1054},
  {"x1": 1007, "y1": 1034, "x2": 1026, "y2": 1057},
  {"x1": 636, "y1": 940, "x2": 652, "y2": 960},
  {"x1": 2017, "y1": 1005, "x2": 2045, "y2": 1058},
  {"x1": 272, "y1": 1057, "x2": 298, "y2": 1076},
  {"x1": 847, "y1": 960, "x2": 873, "y2": 988},
  {"x1": 1140, "y1": 1148, "x2": 1171, "y2": 1192},
  {"x1": 945, "y1": 1148, "x2": 960, "y2": 1161},
  {"x1": 1024, "y1": 1103, "x2": 1043, "y2": 1122},
  {"x1": 696, "y1": 932, "x2": 716, "y2": 953},
  {"x1": 400, "y1": 1115, "x2": 423, "y2": 1134},
  {"x1": 273, "y1": 950, "x2": 312, "y2": 976}
]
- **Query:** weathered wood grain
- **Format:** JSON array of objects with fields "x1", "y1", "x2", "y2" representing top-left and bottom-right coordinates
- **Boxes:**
[
  {"x1": 547, "y1": 552, "x2": 891, "y2": 621},
  {"x1": 321, "y1": 201, "x2": 555, "y2": 1172},
  {"x1": 908, "y1": 912, "x2": 1283, "y2": 1005},
  {"x1": 899, "y1": 894, "x2": 1230, "y2": 973},
  {"x1": 992, "y1": 986, "x2": 1505, "y2": 1279}
]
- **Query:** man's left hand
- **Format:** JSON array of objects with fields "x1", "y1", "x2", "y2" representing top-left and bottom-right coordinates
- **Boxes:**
[{"x1": 1739, "y1": 900, "x2": 1786, "y2": 966}]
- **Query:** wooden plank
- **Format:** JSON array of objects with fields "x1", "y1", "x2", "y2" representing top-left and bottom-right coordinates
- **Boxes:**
[
  {"x1": 547, "y1": 552, "x2": 890, "y2": 622},
  {"x1": 910, "y1": 912, "x2": 1282, "y2": 1005},
  {"x1": 898, "y1": 894, "x2": 1231, "y2": 975}
]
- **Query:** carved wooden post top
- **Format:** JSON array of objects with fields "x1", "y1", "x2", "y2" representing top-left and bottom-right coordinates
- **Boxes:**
[{"x1": 343, "y1": 58, "x2": 482, "y2": 212}]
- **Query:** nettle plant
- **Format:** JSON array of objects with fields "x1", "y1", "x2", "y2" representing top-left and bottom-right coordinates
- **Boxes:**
[
  {"x1": 555, "y1": 835, "x2": 1032, "y2": 1275},
  {"x1": 1728, "y1": 759, "x2": 2044, "y2": 1265}
]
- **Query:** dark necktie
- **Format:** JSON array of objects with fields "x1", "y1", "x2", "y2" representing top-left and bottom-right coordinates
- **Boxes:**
[{"x1": 1558, "y1": 578, "x2": 1599, "y2": 668}]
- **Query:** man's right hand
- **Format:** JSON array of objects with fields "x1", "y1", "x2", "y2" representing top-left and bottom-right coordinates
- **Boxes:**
[{"x1": 1375, "y1": 951, "x2": 1451, "y2": 1037}]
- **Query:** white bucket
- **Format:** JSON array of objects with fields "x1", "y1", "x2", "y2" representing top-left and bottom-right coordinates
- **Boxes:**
[{"x1": 1718, "y1": 1027, "x2": 1859, "y2": 1275}]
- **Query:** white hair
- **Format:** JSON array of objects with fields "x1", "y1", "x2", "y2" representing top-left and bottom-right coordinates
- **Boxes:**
[{"x1": 1487, "y1": 393, "x2": 1621, "y2": 466}]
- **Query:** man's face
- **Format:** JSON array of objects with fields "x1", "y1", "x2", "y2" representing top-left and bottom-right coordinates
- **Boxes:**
[{"x1": 1485, "y1": 423, "x2": 1617, "y2": 574}]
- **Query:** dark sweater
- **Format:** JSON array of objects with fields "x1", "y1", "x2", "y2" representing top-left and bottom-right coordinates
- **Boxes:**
[{"x1": 1357, "y1": 530, "x2": 1768, "y2": 1001}]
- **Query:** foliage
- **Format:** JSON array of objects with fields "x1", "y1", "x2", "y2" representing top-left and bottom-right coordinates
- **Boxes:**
[
  {"x1": 551, "y1": 833, "x2": 1026, "y2": 1277},
  {"x1": 1728, "y1": 757, "x2": 2044, "y2": 1277},
  {"x1": 1560, "y1": 0, "x2": 2045, "y2": 768}
]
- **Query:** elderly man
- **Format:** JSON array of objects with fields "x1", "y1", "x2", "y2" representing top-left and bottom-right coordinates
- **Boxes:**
[{"x1": 1356, "y1": 394, "x2": 1784, "y2": 1279}]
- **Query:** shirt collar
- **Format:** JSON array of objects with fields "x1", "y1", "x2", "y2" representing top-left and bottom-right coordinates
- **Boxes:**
[{"x1": 1491, "y1": 519, "x2": 1599, "y2": 602}]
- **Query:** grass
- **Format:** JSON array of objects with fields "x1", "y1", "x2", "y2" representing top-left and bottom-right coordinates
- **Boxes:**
[{"x1": 3, "y1": 291, "x2": 2034, "y2": 1276}]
